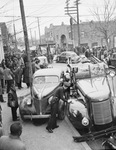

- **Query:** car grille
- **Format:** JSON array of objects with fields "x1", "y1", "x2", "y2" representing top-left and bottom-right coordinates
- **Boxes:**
[{"x1": 92, "y1": 99, "x2": 112, "y2": 125}]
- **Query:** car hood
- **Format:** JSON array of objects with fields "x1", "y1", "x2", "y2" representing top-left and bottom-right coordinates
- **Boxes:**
[
  {"x1": 33, "y1": 83, "x2": 59, "y2": 97},
  {"x1": 77, "y1": 77, "x2": 110, "y2": 101}
]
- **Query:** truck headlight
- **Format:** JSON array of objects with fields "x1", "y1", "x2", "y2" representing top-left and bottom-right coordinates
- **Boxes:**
[
  {"x1": 82, "y1": 117, "x2": 89, "y2": 126},
  {"x1": 26, "y1": 98, "x2": 32, "y2": 105},
  {"x1": 109, "y1": 70, "x2": 115, "y2": 77}
]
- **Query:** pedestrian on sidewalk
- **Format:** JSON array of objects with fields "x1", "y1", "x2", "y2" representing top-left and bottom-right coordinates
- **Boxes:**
[
  {"x1": 0, "y1": 122, "x2": 26, "y2": 150},
  {"x1": 0, "y1": 104, "x2": 4, "y2": 137},
  {"x1": 23, "y1": 62, "x2": 30, "y2": 88},
  {"x1": 14, "y1": 64, "x2": 24, "y2": 89},
  {"x1": 7, "y1": 83, "x2": 19, "y2": 121},
  {"x1": 0, "y1": 64, "x2": 5, "y2": 102},
  {"x1": 4, "y1": 66, "x2": 14, "y2": 93},
  {"x1": 46, "y1": 82, "x2": 70, "y2": 133}
]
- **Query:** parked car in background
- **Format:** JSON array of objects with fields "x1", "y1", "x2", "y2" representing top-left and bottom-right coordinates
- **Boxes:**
[
  {"x1": 34, "y1": 55, "x2": 48, "y2": 68},
  {"x1": 19, "y1": 68, "x2": 65, "y2": 121},
  {"x1": 56, "y1": 51, "x2": 79, "y2": 63}
]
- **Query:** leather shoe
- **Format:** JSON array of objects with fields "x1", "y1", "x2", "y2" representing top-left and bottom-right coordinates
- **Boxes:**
[
  {"x1": 46, "y1": 127, "x2": 53, "y2": 133},
  {"x1": 52, "y1": 125, "x2": 59, "y2": 129}
]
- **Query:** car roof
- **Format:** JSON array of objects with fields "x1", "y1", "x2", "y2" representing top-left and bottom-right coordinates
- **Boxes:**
[{"x1": 33, "y1": 68, "x2": 62, "y2": 77}]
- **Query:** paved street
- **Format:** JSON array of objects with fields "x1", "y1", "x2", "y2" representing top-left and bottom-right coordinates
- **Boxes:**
[{"x1": 1, "y1": 83, "x2": 91, "y2": 150}]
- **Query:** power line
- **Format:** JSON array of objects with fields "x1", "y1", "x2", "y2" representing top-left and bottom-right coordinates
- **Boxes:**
[
  {"x1": 1, "y1": 12, "x2": 116, "y2": 18},
  {"x1": 0, "y1": 0, "x2": 12, "y2": 10}
]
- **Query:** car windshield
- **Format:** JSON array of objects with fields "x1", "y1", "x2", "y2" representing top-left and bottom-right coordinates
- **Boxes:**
[{"x1": 33, "y1": 75, "x2": 59, "y2": 84}]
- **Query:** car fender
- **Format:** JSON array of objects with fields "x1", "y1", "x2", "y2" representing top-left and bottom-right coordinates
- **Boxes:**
[
  {"x1": 19, "y1": 95, "x2": 36, "y2": 114},
  {"x1": 68, "y1": 98, "x2": 88, "y2": 119}
]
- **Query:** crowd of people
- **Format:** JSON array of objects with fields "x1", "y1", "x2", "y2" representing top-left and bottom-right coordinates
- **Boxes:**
[
  {"x1": 75, "y1": 45, "x2": 115, "y2": 66},
  {"x1": 0, "y1": 51, "x2": 38, "y2": 149},
  {"x1": 0, "y1": 45, "x2": 115, "y2": 148}
]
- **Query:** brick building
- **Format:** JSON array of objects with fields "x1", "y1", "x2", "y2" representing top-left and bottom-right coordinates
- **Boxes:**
[{"x1": 42, "y1": 20, "x2": 116, "y2": 50}]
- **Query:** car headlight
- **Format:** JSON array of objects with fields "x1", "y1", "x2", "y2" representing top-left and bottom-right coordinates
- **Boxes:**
[
  {"x1": 82, "y1": 117, "x2": 89, "y2": 126},
  {"x1": 26, "y1": 98, "x2": 32, "y2": 105}
]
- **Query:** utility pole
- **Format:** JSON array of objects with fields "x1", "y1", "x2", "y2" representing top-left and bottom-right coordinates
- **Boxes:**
[
  {"x1": 19, "y1": 0, "x2": 32, "y2": 94},
  {"x1": 37, "y1": 17, "x2": 41, "y2": 45},
  {"x1": 13, "y1": 23, "x2": 18, "y2": 52},
  {"x1": 65, "y1": 0, "x2": 80, "y2": 47},
  {"x1": 34, "y1": 30, "x2": 37, "y2": 46},
  {"x1": 76, "y1": 0, "x2": 80, "y2": 46}
]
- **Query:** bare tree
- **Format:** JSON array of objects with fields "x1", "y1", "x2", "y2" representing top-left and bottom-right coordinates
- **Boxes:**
[{"x1": 90, "y1": 0, "x2": 116, "y2": 50}]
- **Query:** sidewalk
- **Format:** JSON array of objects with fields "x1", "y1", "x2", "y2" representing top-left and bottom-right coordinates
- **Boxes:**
[{"x1": 3, "y1": 83, "x2": 30, "y2": 100}]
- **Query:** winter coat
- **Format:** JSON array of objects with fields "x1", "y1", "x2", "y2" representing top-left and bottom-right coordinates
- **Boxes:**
[
  {"x1": 0, "y1": 67, "x2": 4, "y2": 80},
  {"x1": 14, "y1": 67, "x2": 23, "y2": 84},
  {"x1": 0, "y1": 80, "x2": 2, "y2": 95},
  {"x1": 4, "y1": 68, "x2": 14, "y2": 81},
  {"x1": 23, "y1": 62, "x2": 30, "y2": 84},
  {"x1": 8, "y1": 87, "x2": 18, "y2": 108}
]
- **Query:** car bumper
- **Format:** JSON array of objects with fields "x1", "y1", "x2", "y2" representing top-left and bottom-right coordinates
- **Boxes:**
[{"x1": 22, "y1": 114, "x2": 51, "y2": 119}]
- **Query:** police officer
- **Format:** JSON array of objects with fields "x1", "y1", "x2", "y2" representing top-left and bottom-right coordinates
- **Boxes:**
[{"x1": 46, "y1": 82, "x2": 70, "y2": 133}]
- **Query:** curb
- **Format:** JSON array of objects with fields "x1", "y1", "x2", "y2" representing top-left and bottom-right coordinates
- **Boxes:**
[{"x1": 65, "y1": 116, "x2": 92, "y2": 150}]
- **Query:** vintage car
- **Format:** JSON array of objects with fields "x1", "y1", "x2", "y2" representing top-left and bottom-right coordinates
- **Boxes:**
[
  {"x1": 19, "y1": 68, "x2": 65, "y2": 121},
  {"x1": 56, "y1": 51, "x2": 79, "y2": 63},
  {"x1": 67, "y1": 63, "x2": 116, "y2": 132},
  {"x1": 34, "y1": 55, "x2": 48, "y2": 68}
]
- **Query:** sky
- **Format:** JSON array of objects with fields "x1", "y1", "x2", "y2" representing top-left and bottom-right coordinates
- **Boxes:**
[{"x1": 0, "y1": 0, "x2": 115, "y2": 40}]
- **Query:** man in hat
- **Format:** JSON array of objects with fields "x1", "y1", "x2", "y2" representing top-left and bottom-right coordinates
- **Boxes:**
[
  {"x1": 46, "y1": 82, "x2": 70, "y2": 133},
  {"x1": 35, "y1": 58, "x2": 40, "y2": 71}
]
